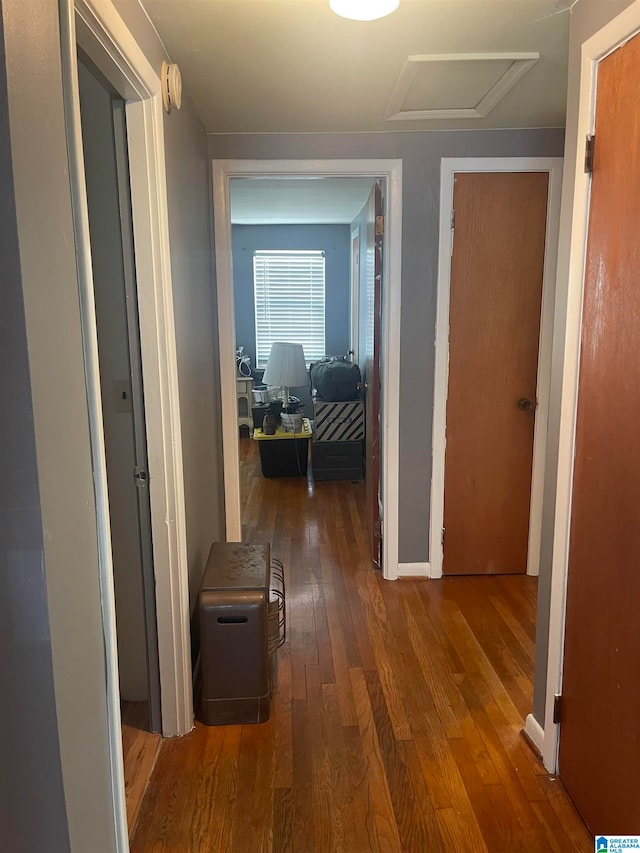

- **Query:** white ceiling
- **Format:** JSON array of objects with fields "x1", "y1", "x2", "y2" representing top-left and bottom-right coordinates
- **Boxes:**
[
  {"x1": 140, "y1": 0, "x2": 571, "y2": 133},
  {"x1": 230, "y1": 177, "x2": 375, "y2": 224}
]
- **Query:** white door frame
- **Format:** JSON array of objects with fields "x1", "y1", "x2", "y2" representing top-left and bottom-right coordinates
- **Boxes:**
[
  {"x1": 542, "y1": 1, "x2": 640, "y2": 773},
  {"x1": 60, "y1": 0, "x2": 192, "y2": 839},
  {"x1": 430, "y1": 157, "x2": 563, "y2": 580},
  {"x1": 212, "y1": 159, "x2": 403, "y2": 580}
]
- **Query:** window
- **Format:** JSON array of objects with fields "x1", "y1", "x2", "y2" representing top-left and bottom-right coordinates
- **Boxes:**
[{"x1": 253, "y1": 250, "x2": 326, "y2": 368}]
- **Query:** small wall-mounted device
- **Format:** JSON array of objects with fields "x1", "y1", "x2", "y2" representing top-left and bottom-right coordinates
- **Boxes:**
[{"x1": 161, "y1": 61, "x2": 183, "y2": 114}]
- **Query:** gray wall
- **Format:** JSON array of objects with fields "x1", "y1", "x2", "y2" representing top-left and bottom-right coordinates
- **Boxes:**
[
  {"x1": 1, "y1": 0, "x2": 224, "y2": 848},
  {"x1": 210, "y1": 128, "x2": 565, "y2": 563},
  {"x1": 532, "y1": 0, "x2": 636, "y2": 726},
  {"x1": 0, "y1": 10, "x2": 70, "y2": 850},
  {"x1": 232, "y1": 223, "x2": 351, "y2": 371},
  {"x1": 164, "y1": 83, "x2": 225, "y2": 604},
  {"x1": 78, "y1": 62, "x2": 149, "y2": 701},
  {"x1": 2, "y1": 0, "x2": 119, "y2": 849},
  {"x1": 115, "y1": 0, "x2": 225, "y2": 601}
]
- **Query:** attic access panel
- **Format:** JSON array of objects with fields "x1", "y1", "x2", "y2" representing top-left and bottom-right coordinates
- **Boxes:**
[{"x1": 385, "y1": 53, "x2": 539, "y2": 122}]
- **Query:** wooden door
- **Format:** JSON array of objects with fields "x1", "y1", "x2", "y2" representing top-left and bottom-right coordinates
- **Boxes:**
[
  {"x1": 363, "y1": 182, "x2": 383, "y2": 570},
  {"x1": 559, "y1": 33, "x2": 640, "y2": 834},
  {"x1": 443, "y1": 172, "x2": 548, "y2": 575}
]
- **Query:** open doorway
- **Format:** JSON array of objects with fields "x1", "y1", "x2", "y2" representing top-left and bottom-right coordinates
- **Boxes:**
[
  {"x1": 229, "y1": 177, "x2": 375, "y2": 531},
  {"x1": 59, "y1": 1, "x2": 194, "y2": 844},
  {"x1": 76, "y1": 57, "x2": 163, "y2": 834},
  {"x1": 77, "y1": 57, "x2": 161, "y2": 734},
  {"x1": 65, "y1": 0, "x2": 193, "y2": 740},
  {"x1": 212, "y1": 159, "x2": 403, "y2": 579}
]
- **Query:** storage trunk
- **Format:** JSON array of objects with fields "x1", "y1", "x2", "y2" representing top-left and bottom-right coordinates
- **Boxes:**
[
  {"x1": 312, "y1": 400, "x2": 365, "y2": 442},
  {"x1": 311, "y1": 439, "x2": 363, "y2": 481}
]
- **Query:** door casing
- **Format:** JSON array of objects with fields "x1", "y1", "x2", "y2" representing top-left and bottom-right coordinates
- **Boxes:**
[
  {"x1": 60, "y1": 1, "x2": 193, "y2": 847},
  {"x1": 543, "y1": 1, "x2": 640, "y2": 774},
  {"x1": 212, "y1": 159, "x2": 403, "y2": 580},
  {"x1": 68, "y1": 0, "x2": 192, "y2": 738},
  {"x1": 431, "y1": 157, "x2": 563, "y2": 580},
  {"x1": 365, "y1": 182, "x2": 384, "y2": 570}
]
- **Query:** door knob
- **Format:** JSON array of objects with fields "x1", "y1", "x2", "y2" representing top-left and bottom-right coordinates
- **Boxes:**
[{"x1": 517, "y1": 397, "x2": 535, "y2": 412}]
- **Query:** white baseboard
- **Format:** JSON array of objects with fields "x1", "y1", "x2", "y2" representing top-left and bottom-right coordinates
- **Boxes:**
[
  {"x1": 397, "y1": 562, "x2": 431, "y2": 578},
  {"x1": 524, "y1": 713, "x2": 544, "y2": 757}
]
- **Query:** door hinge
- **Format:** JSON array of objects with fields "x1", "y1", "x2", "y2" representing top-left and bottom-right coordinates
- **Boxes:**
[
  {"x1": 441, "y1": 527, "x2": 446, "y2": 547},
  {"x1": 375, "y1": 215, "x2": 384, "y2": 236},
  {"x1": 584, "y1": 134, "x2": 595, "y2": 174},
  {"x1": 553, "y1": 693, "x2": 563, "y2": 725},
  {"x1": 133, "y1": 466, "x2": 148, "y2": 488}
]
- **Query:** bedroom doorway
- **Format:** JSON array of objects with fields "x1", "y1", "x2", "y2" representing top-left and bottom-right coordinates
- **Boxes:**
[
  {"x1": 228, "y1": 175, "x2": 380, "y2": 559},
  {"x1": 212, "y1": 160, "x2": 403, "y2": 579}
]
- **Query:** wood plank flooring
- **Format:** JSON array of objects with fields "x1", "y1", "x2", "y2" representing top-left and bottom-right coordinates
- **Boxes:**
[
  {"x1": 121, "y1": 701, "x2": 162, "y2": 837},
  {"x1": 131, "y1": 438, "x2": 590, "y2": 852}
]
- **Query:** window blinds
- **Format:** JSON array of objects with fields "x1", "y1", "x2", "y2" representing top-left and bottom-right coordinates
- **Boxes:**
[{"x1": 253, "y1": 250, "x2": 326, "y2": 368}]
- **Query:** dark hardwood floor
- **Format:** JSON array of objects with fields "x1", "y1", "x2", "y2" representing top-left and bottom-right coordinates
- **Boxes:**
[
  {"x1": 131, "y1": 437, "x2": 590, "y2": 852},
  {"x1": 121, "y1": 701, "x2": 162, "y2": 838}
]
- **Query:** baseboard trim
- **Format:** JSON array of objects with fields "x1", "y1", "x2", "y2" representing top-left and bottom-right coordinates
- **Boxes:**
[
  {"x1": 524, "y1": 713, "x2": 544, "y2": 758},
  {"x1": 397, "y1": 562, "x2": 431, "y2": 578}
]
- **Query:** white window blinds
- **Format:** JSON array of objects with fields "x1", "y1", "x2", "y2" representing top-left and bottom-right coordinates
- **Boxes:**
[{"x1": 253, "y1": 250, "x2": 326, "y2": 368}]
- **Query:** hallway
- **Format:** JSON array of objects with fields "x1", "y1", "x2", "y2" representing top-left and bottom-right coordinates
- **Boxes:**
[{"x1": 131, "y1": 438, "x2": 590, "y2": 852}]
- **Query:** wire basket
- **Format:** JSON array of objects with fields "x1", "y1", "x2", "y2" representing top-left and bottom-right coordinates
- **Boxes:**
[{"x1": 267, "y1": 558, "x2": 286, "y2": 656}]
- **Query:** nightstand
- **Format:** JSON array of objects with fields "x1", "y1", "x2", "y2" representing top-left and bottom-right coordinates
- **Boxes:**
[
  {"x1": 237, "y1": 377, "x2": 254, "y2": 434},
  {"x1": 252, "y1": 418, "x2": 311, "y2": 477}
]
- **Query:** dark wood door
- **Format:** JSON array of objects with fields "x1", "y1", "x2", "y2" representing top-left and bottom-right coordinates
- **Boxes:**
[
  {"x1": 364, "y1": 182, "x2": 383, "y2": 570},
  {"x1": 443, "y1": 172, "x2": 548, "y2": 575},
  {"x1": 559, "y1": 32, "x2": 640, "y2": 834}
]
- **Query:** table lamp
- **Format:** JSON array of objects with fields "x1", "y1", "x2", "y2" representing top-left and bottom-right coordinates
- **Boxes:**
[{"x1": 262, "y1": 342, "x2": 308, "y2": 416}]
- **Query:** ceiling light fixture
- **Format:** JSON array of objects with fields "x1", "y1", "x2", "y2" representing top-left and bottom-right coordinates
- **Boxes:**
[{"x1": 329, "y1": 0, "x2": 399, "y2": 22}]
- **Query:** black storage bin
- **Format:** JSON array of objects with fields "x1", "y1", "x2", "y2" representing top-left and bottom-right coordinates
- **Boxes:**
[
  {"x1": 312, "y1": 439, "x2": 363, "y2": 481},
  {"x1": 253, "y1": 419, "x2": 311, "y2": 477},
  {"x1": 258, "y1": 437, "x2": 309, "y2": 477}
]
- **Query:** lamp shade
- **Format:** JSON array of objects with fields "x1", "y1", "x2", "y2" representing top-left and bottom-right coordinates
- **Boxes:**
[
  {"x1": 262, "y1": 342, "x2": 309, "y2": 388},
  {"x1": 329, "y1": 0, "x2": 399, "y2": 21}
]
